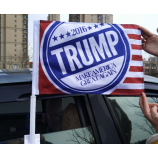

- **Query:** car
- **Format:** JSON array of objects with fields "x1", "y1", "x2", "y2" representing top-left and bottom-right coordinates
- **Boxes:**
[{"x1": 0, "y1": 69, "x2": 158, "y2": 144}]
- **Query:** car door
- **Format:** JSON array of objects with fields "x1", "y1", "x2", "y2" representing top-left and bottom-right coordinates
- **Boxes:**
[
  {"x1": 0, "y1": 84, "x2": 101, "y2": 144},
  {"x1": 104, "y1": 81, "x2": 158, "y2": 144}
]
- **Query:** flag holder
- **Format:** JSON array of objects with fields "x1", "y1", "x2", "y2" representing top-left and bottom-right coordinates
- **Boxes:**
[
  {"x1": 24, "y1": 95, "x2": 40, "y2": 144},
  {"x1": 24, "y1": 21, "x2": 40, "y2": 144}
]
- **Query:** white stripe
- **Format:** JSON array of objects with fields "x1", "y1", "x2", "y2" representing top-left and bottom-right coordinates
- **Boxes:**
[
  {"x1": 131, "y1": 50, "x2": 142, "y2": 55},
  {"x1": 129, "y1": 39, "x2": 141, "y2": 45},
  {"x1": 124, "y1": 29, "x2": 141, "y2": 35},
  {"x1": 115, "y1": 83, "x2": 144, "y2": 89},
  {"x1": 126, "y1": 72, "x2": 144, "y2": 78},
  {"x1": 32, "y1": 20, "x2": 40, "y2": 95},
  {"x1": 130, "y1": 60, "x2": 143, "y2": 66}
]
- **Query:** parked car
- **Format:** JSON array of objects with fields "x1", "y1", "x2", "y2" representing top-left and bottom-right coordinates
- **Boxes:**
[{"x1": 0, "y1": 69, "x2": 158, "y2": 144}]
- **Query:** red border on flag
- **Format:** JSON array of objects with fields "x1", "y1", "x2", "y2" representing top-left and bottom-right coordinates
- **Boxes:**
[{"x1": 38, "y1": 21, "x2": 65, "y2": 94}]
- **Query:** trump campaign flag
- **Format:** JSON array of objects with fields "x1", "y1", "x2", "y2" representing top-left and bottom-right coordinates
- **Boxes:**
[{"x1": 32, "y1": 20, "x2": 144, "y2": 96}]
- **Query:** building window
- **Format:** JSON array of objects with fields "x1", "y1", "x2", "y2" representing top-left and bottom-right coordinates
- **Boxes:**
[
  {"x1": 24, "y1": 20, "x2": 26, "y2": 24},
  {"x1": 98, "y1": 15, "x2": 101, "y2": 19},
  {"x1": 23, "y1": 15, "x2": 26, "y2": 19},
  {"x1": 15, "y1": 59, "x2": 16, "y2": 61},
  {"x1": 15, "y1": 44, "x2": 16, "y2": 47},
  {"x1": 15, "y1": 15, "x2": 16, "y2": 18},
  {"x1": 15, "y1": 39, "x2": 16, "y2": 42},
  {"x1": 91, "y1": 15, "x2": 93, "y2": 18},
  {"x1": 23, "y1": 25, "x2": 26, "y2": 29},
  {"x1": 23, "y1": 35, "x2": 26, "y2": 38},
  {"x1": 23, "y1": 30, "x2": 26, "y2": 33},
  {"x1": 145, "y1": 64, "x2": 149, "y2": 67},
  {"x1": 98, "y1": 20, "x2": 101, "y2": 23},
  {"x1": 15, "y1": 20, "x2": 16, "y2": 22},
  {"x1": 15, "y1": 35, "x2": 16, "y2": 37},
  {"x1": 15, "y1": 25, "x2": 16, "y2": 27},
  {"x1": 15, "y1": 49, "x2": 16, "y2": 52},
  {"x1": 13, "y1": 64, "x2": 17, "y2": 69},
  {"x1": 91, "y1": 19, "x2": 93, "y2": 22},
  {"x1": 23, "y1": 40, "x2": 26, "y2": 43},
  {"x1": 15, "y1": 54, "x2": 16, "y2": 56},
  {"x1": 23, "y1": 44, "x2": 26, "y2": 48},
  {"x1": 15, "y1": 30, "x2": 16, "y2": 32},
  {"x1": 23, "y1": 49, "x2": 26, "y2": 52}
]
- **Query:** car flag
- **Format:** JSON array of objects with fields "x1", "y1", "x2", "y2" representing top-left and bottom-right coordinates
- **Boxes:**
[{"x1": 32, "y1": 20, "x2": 144, "y2": 95}]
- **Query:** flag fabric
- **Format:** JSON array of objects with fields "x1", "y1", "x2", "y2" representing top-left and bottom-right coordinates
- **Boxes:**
[{"x1": 32, "y1": 20, "x2": 144, "y2": 95}]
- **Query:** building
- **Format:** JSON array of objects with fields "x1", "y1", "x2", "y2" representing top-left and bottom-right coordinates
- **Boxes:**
[
  {"x1": 47, "y1": 14, "x2": 60, "y2": 21},
  {"x1": 143, "y1": 57, "x2": 158, "y2": 76},
  {"x1": 148, "y1": 56, "x2": 158, "y2": 62},
  {"x1": 69, "y1": 14, "x2": 113, "y2": 23},
  {"x1": 0, "y1": 14, "x2": 28, "y2": 69}
]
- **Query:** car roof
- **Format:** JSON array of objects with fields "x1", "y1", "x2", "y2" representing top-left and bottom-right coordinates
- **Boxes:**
[
  {"x1": 0, "y1": 69, "x2": 32, "y2": 84},
  {"x1": 144, "y1": 75, "x2": 158, "y2": 84},
  {"x1": 0, "y1": 69, "x2": 158, "y2": 84}
]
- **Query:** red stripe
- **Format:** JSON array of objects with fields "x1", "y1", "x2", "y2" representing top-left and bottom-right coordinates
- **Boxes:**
[
  {"x1": 110, "y1": 89, "x2": 144, "y2": 95},
  {"x1": 121, "y1": 24, "x2": 138, "y2": 29},
  {"x1": 127, "y1": 34, "x2": 141, "y2": 40},
  {"x1": 123, "y1": 77, "x2": 144, "y2": 83},
  {"x1": 132, "y1": 55, "x2": 142, "y2": 61},
  {"x1": 129, "y1": 66, "x2": 143, "y2": 72},
  {"x1": 131, "y1": 44, "x2": 142, "y2": 50}
]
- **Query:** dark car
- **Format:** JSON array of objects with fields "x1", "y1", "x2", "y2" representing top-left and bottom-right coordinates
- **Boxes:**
[{"x1": 0, "y1": 69, "x2": 158, "y2": 144}]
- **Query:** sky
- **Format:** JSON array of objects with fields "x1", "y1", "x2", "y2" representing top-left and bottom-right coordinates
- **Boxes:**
[
  {"x1": 28, "y1": 14, "x2": 69, "y2": 59},
  {"x1": 28, "y1": 14, "x2": 158, "y2": 61}
]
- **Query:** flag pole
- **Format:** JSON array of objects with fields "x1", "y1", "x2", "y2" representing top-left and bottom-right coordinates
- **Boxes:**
[
  {"x1": 26, "y1": 20, "x2": 40, "y2": 144},
  {"x1": 29, "y1": 95, "x2": 36, "y2": 144}
]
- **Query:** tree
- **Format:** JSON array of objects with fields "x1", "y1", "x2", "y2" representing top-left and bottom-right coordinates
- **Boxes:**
[
  {"x1": 67, "y1": 128, "x2": 95, "y2": 144},
  {"x1": 17, "y1": 50, "x2": 29, "y2": 68},
  {"x1": 125, "y1": 97, "x2": 157, "y2": 136},
  {"x1": 6, "y1": 54, "x2": 15, "y2": 69},
  {"x1": 17, "y1": 43, "x2": 33, "y2": 68}
]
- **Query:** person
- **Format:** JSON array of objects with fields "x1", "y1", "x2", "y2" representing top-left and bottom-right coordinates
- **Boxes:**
[
  {"x1": 138, "y1": 26, "x2": 158, "y2": 143},
  {"x1": 138, "y1": 26, "x2": 158, "y2": 57},
  {"x1": 139, "y1": 92, "x2": 158, "y2": 143},
  {"x1": 46, "y1": 98, "x2": 62, "y2": 132},
  {"x1": 61, "y1": 103, "x2": 81, "y2": 131}
]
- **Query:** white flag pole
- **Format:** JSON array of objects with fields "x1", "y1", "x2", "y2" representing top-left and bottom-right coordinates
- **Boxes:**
[
  {"x1": 29, "y1": 95, "x2": 36, "y2": 144},
  {"x1": 25, "y1": 20, "x2": 40, "y2": 144}
]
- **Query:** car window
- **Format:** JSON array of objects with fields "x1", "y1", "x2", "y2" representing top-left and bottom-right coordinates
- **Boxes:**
[
  {"x1": 0, "y1": 96, "x2": 95, "y2": 144},
  {"x1": 43, "y1": 126, "x2": 94, "y2": 144},
  {"x1": 0, "y1": 100, "x2": 42, "y2": 114},
  {"x1": 41, "y1": 97, "x2": 95, "y2": 144},
  {"x1": 107, "y1": 96, "x2": 157, "y2": 144},
  {"x1": 0, "y1": 100, "x2": 42, "y2": 143}
]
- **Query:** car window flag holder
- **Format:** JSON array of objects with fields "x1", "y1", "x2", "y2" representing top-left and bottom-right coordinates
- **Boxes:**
[{"x1": 24, "y1": 21, "x2": 40, "y2": 144}]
